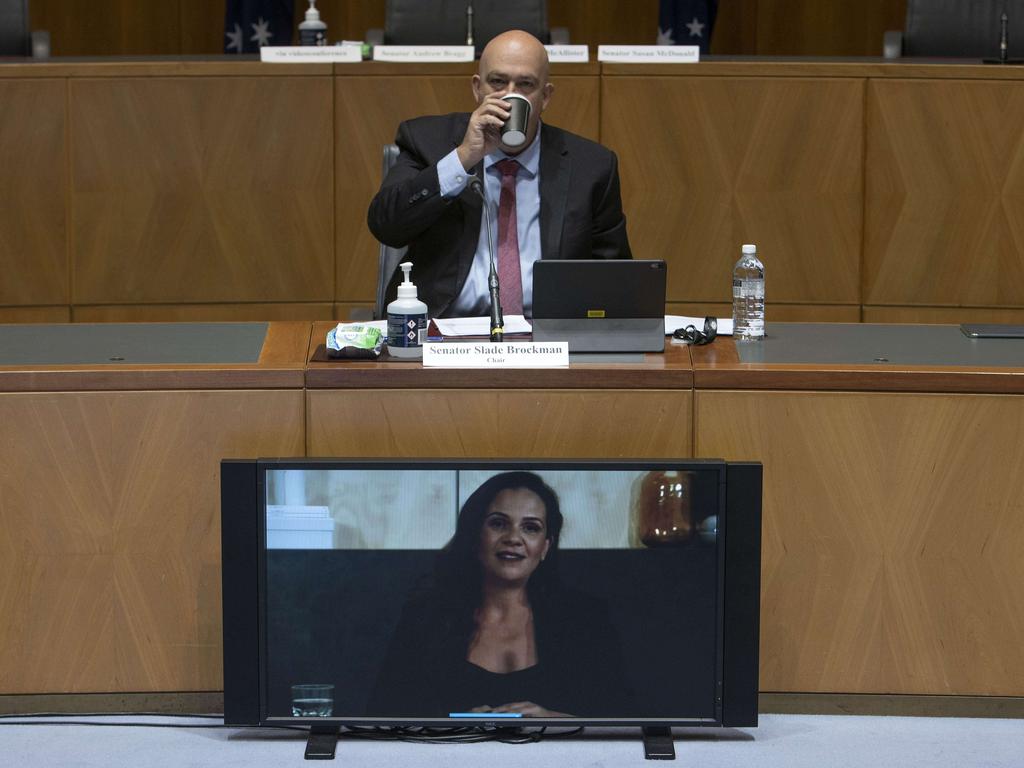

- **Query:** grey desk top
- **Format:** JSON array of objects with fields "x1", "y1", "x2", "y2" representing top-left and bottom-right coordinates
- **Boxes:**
[
  {"x1": 735, "y1": 324, "x2": 1024, "y2": 368},
  {"x1": 0, "y1": 323, "x2": 269, "y2": 366}
]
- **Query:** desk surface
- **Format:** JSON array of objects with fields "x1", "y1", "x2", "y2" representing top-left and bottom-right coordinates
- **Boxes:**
[
  {"x1": 693, "y1": 324, "x2": 1024, "y2": 394},
  {"x1": 0, "y1": 322, "x2": 311, "y2": 391},
  {"x1": 305, "y1": 322, "x2": 694, "y2": 389}
]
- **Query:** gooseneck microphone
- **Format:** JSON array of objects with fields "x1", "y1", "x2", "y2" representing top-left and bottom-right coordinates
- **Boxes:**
[
  {"x1": 468, "y1": 176, "x2": 504, "y2": 342},
  {"x1": 1000, "y1": 10, "x2": 1009, "y2": 63},
  {"x1": 985, "y1": 2, "x2": 1021, "y2": 64}
]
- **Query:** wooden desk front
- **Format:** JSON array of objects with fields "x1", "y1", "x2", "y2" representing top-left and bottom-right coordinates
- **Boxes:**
[
  {"x1": 0, "y1": 322, "x2": 311, "y2": 695},
  {"x1": 691, "y1": 329, "x2": 1024, "y2": 697}
]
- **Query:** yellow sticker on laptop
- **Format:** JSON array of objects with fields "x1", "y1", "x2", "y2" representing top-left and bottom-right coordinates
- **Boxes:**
[{"x1": 587, "y1": 309, "x2": 606, "y2": 318}]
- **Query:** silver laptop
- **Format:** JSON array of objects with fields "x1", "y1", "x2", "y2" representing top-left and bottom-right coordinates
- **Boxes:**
[{"x1": 531, "y1": 260, "x2": 666, "y2": 353}]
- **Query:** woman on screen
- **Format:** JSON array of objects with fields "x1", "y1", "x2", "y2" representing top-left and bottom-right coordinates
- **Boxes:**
[{"x1": 367, "y1": 471, "x2": 631, "y2": 718}]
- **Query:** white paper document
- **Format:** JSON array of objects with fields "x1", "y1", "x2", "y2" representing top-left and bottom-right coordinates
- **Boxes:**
[
  {"x1": 432, "y1": 315, "x2": 533, "y2": 337},
  {"x1": 665, "y1": 315, "x2": 733, "y2": 336}
]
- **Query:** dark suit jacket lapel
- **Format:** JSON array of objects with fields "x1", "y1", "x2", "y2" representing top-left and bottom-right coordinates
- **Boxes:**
[{"x1": 539, "y1": 123, "x2": 569, "y2": 260}]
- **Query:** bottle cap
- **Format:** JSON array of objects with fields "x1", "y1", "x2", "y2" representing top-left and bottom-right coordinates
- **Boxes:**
[
  {"x1": 397, "y1": 261, "x2": 418, "y2": 299},
  {"x1": 305, "y1": 0, "x2": 320, "y2": 22},
  {"x1": 742, "y1": 244, "x2": 757, "y2": 254}
]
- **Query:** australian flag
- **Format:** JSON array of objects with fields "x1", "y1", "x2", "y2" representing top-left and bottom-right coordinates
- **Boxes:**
[
  {"x1": 657, "y1": 0, "x2": 718, "y2": 53},
  {"x1": 225, "y1": 0, "x2": 294, "y2": 54}
]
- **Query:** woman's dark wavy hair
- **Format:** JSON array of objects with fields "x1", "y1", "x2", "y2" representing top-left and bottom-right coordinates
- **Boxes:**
[{"x1": 432, "y1": 471, "x2": 564, "y2": 635}]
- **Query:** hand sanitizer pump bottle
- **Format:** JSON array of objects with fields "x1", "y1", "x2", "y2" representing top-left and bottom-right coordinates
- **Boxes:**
[
  {"x1": 299, "y1": 0, "x2": 328, "y2": 46},
  {"x1": 386, "y1": 262, "x2": 428, "y2": 360}
]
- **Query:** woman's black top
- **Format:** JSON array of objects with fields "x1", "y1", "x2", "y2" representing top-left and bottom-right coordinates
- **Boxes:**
[{"x1": 366, "y1": 586, "x2": 633, "y2": 718}]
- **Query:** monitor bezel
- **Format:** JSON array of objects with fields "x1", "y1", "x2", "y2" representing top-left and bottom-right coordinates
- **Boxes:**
[{"x1": 254, "y1": 457, "x2": 732, "y2": 729}]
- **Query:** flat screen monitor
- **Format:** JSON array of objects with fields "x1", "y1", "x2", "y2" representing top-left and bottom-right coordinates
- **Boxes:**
[{"x1": 221, "y1": 459, "x2": 761, "y2": 734}]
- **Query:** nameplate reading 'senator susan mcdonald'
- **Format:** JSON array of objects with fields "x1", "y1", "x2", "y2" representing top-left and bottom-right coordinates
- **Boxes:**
[
  {"x1": 597, "y1": 45, "x2": 699, "y2": 63},
  {"x1": 422, "y1": 342, "x2": 569, "y2": 368}
]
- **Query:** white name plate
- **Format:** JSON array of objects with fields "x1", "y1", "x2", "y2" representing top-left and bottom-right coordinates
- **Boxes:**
[
  {"x1": 597, "y1": 45, "x2": 699, "y2": 63},
  {"x1": 373, "y1": 45, "x2": 475, "y2": 62},
  {"x1": 423, "y1": 342, "x2": 569, "y2": 368},
  {"x1": 544, "y1": 44, "x2": 589, "y2": 63},
  {"x1": 260, "y1": 45, "x2": 362, "y2": 63}
]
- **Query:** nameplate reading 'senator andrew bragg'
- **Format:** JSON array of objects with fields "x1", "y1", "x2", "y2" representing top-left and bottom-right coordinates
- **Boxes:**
[{"x1": 422, "y1": 342, "x2": 569, "y2": 368}]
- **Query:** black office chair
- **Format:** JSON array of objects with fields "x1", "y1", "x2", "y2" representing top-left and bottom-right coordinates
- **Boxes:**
[
  {"x1": 366, "y1": 0, "x2": 568, "y2": 54},
  {"x1": 883, "y1": 0, "x2": 1024, "y2": 58},
  {"x1": 374, "y1": 144, "x2": 408, "y2": 321}
]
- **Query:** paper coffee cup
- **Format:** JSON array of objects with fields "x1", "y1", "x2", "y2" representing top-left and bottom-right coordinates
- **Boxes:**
[{"x1": 501, "y1": 94, "x2": 531, "y2": 148}]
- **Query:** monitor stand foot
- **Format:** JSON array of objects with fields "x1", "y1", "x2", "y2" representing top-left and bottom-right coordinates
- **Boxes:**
[
  {"x1": 304, "y1": 725, "x2": 339, "y2": 760},
  {"x1": 642, "y1": 726, "x2": 675, "y2": 760}
]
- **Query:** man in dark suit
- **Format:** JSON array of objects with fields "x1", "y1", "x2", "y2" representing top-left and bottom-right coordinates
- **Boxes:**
[{"x1": 367, "y1": 30, "x2": 632, "y2": 319}]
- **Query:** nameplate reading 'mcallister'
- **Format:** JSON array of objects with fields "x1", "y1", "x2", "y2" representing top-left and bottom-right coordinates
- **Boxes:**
[{"x1": 422, "y1": 342, "x2": 569, "y2": 368}]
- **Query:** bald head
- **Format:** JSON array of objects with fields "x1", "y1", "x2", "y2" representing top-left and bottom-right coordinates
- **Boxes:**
[
  {"x1": 478, "y1": 30, "x2": 550, "y2": 84},
  {"x1": 471, "y1": 30, "x2": 554, "y2": 153}
]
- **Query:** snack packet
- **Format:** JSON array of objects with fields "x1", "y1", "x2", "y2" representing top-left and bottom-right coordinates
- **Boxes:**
[{"x1": 326, "y1": 323, "x2": 384, "y2": 359}]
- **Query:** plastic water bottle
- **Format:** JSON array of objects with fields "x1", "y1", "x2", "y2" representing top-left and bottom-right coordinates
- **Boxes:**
[{"x1": 732, "y1": 244, "x2": 764, "y2": 339}]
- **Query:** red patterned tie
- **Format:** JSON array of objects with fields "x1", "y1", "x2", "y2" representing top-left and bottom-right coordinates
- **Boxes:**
[{"x1": 494, "y1": 158, "x2": 524, "y2": 316}]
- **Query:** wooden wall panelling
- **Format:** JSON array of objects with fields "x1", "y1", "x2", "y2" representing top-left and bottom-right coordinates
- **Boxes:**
[
  {"x1": 180, "y1": 0, "x2": 228, "y2": 55},
  {"x1": 73, "y1": 303, "x2": 335, "y2": 323},
  {"x1": 334, "y1": 70, "x2": 599, "y2": 305},
  {"x1": 548, "y1": 0, "x2": 658, "y2": 46},
  {"x1": 29, "y1": 0, "x2": 182, "y2": 55},
  {"x1": 666, "y1": 302, "x2": 860, "y2": 322},
  {"x1": 862, "y1": 306, "x2": 1024, "y2": 324},
  {"x1": 710, "y1": 0, "x2": 760, "y2": 55},
  {"x1": 69, "y1": 75, "x2": 334, "y2": 306},
  {"x1": 307, "y1": 389, "x2": 692, "y2": 458},
  {"x1": 27, "y1": 1, "x2": 909, "y2": 57},
  {"x1": 695, "y1": 389, "x2": 1024, "y2": 696},
  {"x1": 865, "y1": 79, "x2": 1024, "y2": 310},
  {"x1": 603, "y1": 75, "x2": 863, "y2": 306},
  {"x1": 0, "y1": 307, "x2": 70, "y2": 323},
  {"x1": 0, "y1": 79, "x2": 67, "y2": 307},
  {"x1": 0, "y1": 389, "x2": 305, "y2": 694},
  {"x1": 752, "y1": 0, "x2": 906, "y2": 57}
]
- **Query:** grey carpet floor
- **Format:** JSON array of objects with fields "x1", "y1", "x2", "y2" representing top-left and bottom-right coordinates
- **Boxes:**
[{"x1": 2, "y1": 713, "x2": 1023, "y2": 767}]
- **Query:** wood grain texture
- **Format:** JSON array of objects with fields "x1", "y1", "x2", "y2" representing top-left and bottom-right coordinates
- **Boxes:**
[
  {"x1": 752, "y1": 0, "x2": 905, "y2": 56},
  {"x1": 26, "y1": 0, "x2": 906, "y2": 57},
  {"x1": 29, "y1": 0, "x2": 182, "y2": 55},
  {"x1": 865, "y1": 80, "x2": 1024, "y2": 308},
  {"x1": 0, "y1": 390, "x2": 304, "y2": 693},
  {"x1": 0, "y1": 79, "x2": 67, "y2": 306},
  {"x1": 0, "y1": 306, "x2": 71, "y2": 323},
  {"x1": 307, "y1": 389, "x2": 692, "y2": 458},
  {"x1": 73, "y1": 304, "x2": 334, "y2": 323},
  {"x1": 334, "y1": 72, "x2": 599, "y2": 304},
  {"x1": 690, "y1": 338, "x2": 1024, "y2": 394},
  {"x1": 862, "y1": 306, "x2": 1024, "y2": 324},
  {"x1": 695, "y1": 389, "x2": 1024, "y2": 695},
  {"x1": 603, "y1": 76, "x2": 863, "y2": 305},
  {"x1": 306, "y1": 322, "x2": 692, "y2": 389},
  {"x1": 70, "y1": 77, "x2": 334, "y2": 305},
  {"x1": 667, "y1": 303, "x2": 861, "y2": 323}
]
